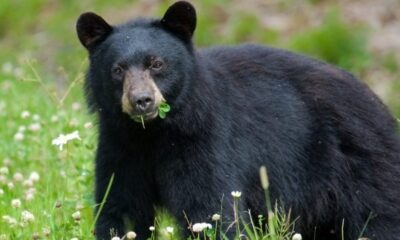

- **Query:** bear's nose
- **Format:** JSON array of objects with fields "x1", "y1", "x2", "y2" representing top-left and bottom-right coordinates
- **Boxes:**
[{"x1": 131, "y1": 92, "x2": 154, "y2": 112}]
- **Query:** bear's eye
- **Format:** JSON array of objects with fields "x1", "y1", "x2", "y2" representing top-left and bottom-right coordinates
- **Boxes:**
[
  {"x1": 111, "y1": 65, "x2": 124, "y2": 79},
  {"x1": 150, "y1": 59, "x2": 164, "y2": 71}
]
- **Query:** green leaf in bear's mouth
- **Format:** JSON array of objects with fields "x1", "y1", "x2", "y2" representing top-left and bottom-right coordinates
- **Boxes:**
[{"x1": 158, "y1": 102, "x2": 171, "y2": 119}]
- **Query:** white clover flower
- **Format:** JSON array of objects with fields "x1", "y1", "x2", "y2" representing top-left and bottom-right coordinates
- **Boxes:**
[
  {"x1": 7, "y1": 182, "x2": 14, "y2": 189},
  {"x1": 18, "y1": 125, "x2": 26, "y2": 132},
  {"x1": 13, "y1": 172, "x2": 24, "y2": 182},
  {"x1": 231, "y1": 191, "x2": 242, "y2": 198},
  {"x1": 192, "y1": 222, "x2": 212, "y2": 232},
  {"x1": 32, "y1": 232, "x2": 40, "y2": 239},
  {"x1": 43, "y1": 227, "x2": 51, "y2": 236},
  {"x1": 3, "y1": 158, "x2": 11, "y2": 166},
  {"x1": 70, "y1": 238, "x2": 79, "y2": 240},
  {"x1": 292, "y1": 233, "x2": 302, "y2": 240},
  {"x1": 111, "y1": 237, "x2": 120, "y2": 240},
  {"x1": 69, "y1": 118, "x2": 79, "y2": 127},
  {"x1": 126, "y1": 231, "x2": 137, "y2": 239},
  {"x1": 25, "y1": 193, "x2": 35, "y2": 201},
  {"x1": 50, "y1": 115, "x2": 59, "y2": 122},
  {"x1": 11, "y1": 199, "x2": 21, "y2": 208},
  {"x1": 84, "y1": 122, "x2": 93, "y2": 129},
  {"x1": 52, "y1": 131, "x2": 81, "y2": 151},
  {"x1": 0, "y1": 167, "x2": 9, "y2": 175},
  {"x1": 14, "y1": 132, "x2": 24, "y2": 141},
  {"x1": 21, "y1": 210, "x2": 35, "y2": 223},
  {"x1": 0, "y1": 176, "x2": 6, "y2": 184},
  {"x1": 25, "y1": 188, "x2": 36, "y2": 200},
  {"x1": 212, "y1": 213, "x2": 221, "y2": 221},
  {"x1": 75, "y1": 202, "x2": 84, "y2": 210},
  {"x1": 29, "y1": 172, "x2": 40, "y2": 182},
  {"x1": 149, "y1": 226, "x2": 155, "y2": 231},
  {"x1": 166, "y1": 226, "x2": 174, "y2": 234},
  {"x1": 72, "y1": 102, "x2": 81, "y2": 111},
  {"x1": 21, "y1": 111, "x2": 30, "y2": 119},
  {"x1": 32, "y1": 114, "x2": 40, "y2": 121},
  {"x1": 72, "y1": 211, "x2": 81, "y2": 221},
  {"x1": 2, "y1": 215, "x2": 17, "y2": 227},
  {"x1": 26, "y1": 188, "x2": 36, "y2": 194},
  {"x1": 0, "y1": 188, "x2": 4, "y2": 195},
  {"x1": 0, "y1": 234, "x2": 7, "y2": 240},
  {"x1": 23, "y1": 179, "x2": 34, "y2": 188},
  {"x1": 28, "y1": 123, "x2": 41, "y2": 132}
]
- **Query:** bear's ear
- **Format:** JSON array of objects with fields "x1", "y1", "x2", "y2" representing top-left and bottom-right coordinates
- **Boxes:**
[
  {"x1": 76, "y1": 12, "x2": 113, "y2": 50},
  {"x1": 160, "y1": 1, "x2": 196, "y2": 42}
]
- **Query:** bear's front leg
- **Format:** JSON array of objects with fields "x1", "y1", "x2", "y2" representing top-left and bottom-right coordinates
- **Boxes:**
[
  {"x1": 94, "y1": 137, "x2": 156, "y2": 240},
  {"x1": 155, "y1": 157, "x2": 241, "y2": 238},
  {"x1": 94, "y1": 208, "x2": 125, "y2": 240},
  {"x1": 94, "y1": 171, "x2": 156, "y2": 240}
]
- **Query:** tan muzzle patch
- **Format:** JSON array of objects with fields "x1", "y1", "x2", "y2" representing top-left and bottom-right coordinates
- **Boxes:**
[{"x1": 121, "y1": 68, "x2": 165, "y2": 116}]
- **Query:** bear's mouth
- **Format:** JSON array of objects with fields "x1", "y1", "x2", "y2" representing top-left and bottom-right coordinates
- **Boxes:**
[{"x1": 129, "y1": 110, "x2": 158, "y2": 123}]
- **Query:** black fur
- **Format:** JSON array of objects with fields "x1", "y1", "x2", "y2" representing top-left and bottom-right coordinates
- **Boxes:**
[{"x1": 76, "y1": 1, "x2": 400, "y2": 240}]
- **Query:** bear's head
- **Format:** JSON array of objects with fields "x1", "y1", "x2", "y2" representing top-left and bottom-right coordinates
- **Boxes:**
[{"x1": 76, "y1": 1, "x2": 197, "y2": 123}]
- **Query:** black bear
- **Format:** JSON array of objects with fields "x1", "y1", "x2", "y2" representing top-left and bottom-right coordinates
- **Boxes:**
[{"x1": 76, "y1": 1, "x2": 400, "y2": 239}]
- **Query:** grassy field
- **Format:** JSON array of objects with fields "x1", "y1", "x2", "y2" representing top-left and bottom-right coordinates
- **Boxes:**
[{"x1": 0, "y1": 0, "x2": 399, "y2": 239}]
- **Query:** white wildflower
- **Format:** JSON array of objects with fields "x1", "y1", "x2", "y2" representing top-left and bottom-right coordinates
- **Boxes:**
[
  {"x1": 14, "y1": 132, "x2": 24, "y2": 141},
  {"x1": 0, "y1": 175, "x2": 6, "y2": 184},
  {"x1": 7, "y1": 182, "x2": 14, "y2": 189},
  {"x1": 11, "y1": 199, "x2": 21, "y2": 208},
  {"x1": 0, "y1": 234, "x2": 7, "y2": 240},
  {"x1": 50, "y1": 115, "x2": 59, "y2": 122},
  {"x1": 21, "y1": 111, "x2": 30, "y2": 119},
  {"x1": 149, "y1": 226, "x2": 155, "y2": 231},
  {"x1": 3, "y1": 158, "x2": 11, "y2": 166},
  {"x1": 21, "y1": 210, "x2": 35, "y2": 223},
  {"x1": 292, "y1": 233, "x2": 302, "y2": 240},
  {"x1": 70, "y1": 238, "x2": 79, "y2": 240},
  {"x1": 0, "y1": 167, "x2": 9, "y2": 175},
  {"x1": 13, "y1": 172, "x2": 24, "y2": 182},
  {"x1": 72, "y1": 211, "x2": 81, "y2": 221},
  {"x1": 192, "y1": 222, "x2": 212, "y2": 232},
  {"x1": 166, "y1": 226, "x2": 174, "y2": 234},
  {"x1": 126, "y1": 231, "x2": 137, "y2": 239},
  {"x1": 2, "y1": 215, "x2": 17, "y2": 227},
  {"x1": 32, "y1": 232, "x2": 40, "y2": 239},
  {"x1": 75, "y1": 202, "x2": 84, "y2": 210},
  {"x1": 84, "y1": 122, "x2": 93, "y2": 129},
  {"x1": 29, "y1": 171, "x2": 40, "y2": 182},
  {"x1": 52, "y1": 131, "x2": 81, "y2": 151},
  {"x1": 111, "y1": 237, "x2": 120, "y2": 240},
  {"x1": 32, "y1": 114, "x2": 40, "y2": 121},
  {"x1": 28, "y1": 123, "x2": 41, "y2": 132},
  {"x1": 0, "y1": 188, "x2": 4, "y2": 195},
  {"x1": 69, "y1": 118, "x2": 79, "y2": 127},
  {"x1": 43, "y1": 227, "x2": 51, "y2": 236},
  {"x1": 72, "y1": 102, "x2": 81, "y2": 111},
  {"x1": 25, "y1": 192, "x2": 35, "y2": 201},
  {"x1": 23, "y1": 179, "x2": 34, "y2": 188},
  {"x1": 231, "y1": 191, "x2": 242, "y2": 198},
  {"x1": 26, "y1": 187, "x2": 36, "y2": 194},
  {"x1": 25, "y1": 188, "x2": 36, "y2": 200},
  {"x1": 18, "y1": 125, "x2": 26, "y2": 132},
  {"x1": 212, "y1": 213, "x2": 221, "y2": 221}
]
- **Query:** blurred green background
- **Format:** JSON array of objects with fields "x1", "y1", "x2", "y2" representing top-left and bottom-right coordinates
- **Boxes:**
[{"x1": 1, "y1": 0, "x2": 399, "y2": 116}]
